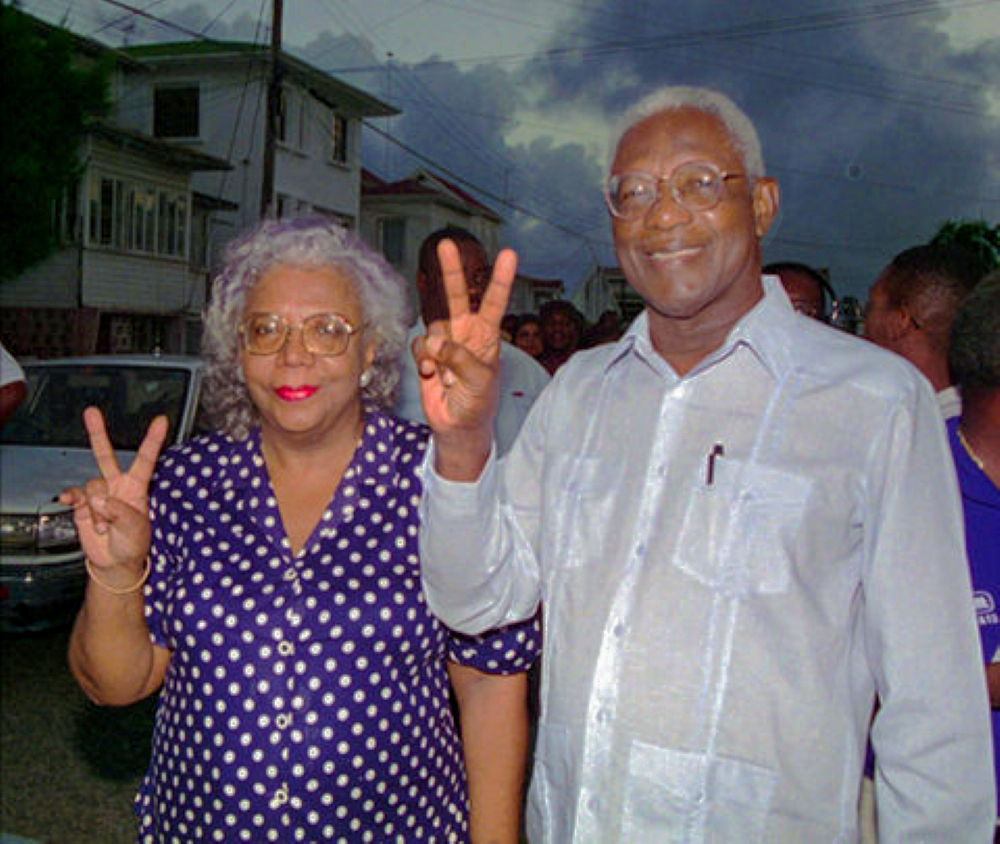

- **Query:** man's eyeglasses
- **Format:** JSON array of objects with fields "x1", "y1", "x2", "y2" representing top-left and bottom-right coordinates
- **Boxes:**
[
  {"x1": 239, "y1": 312, "x2": 363, "y2": 356},
  {"x1": 605, "y1": 161, "x2": 746, "y2": 219}
]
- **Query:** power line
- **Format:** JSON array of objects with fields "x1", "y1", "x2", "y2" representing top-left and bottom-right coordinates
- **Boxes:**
[{"x1": 363, "y1": 118, "x2": 606, "y2": 256}]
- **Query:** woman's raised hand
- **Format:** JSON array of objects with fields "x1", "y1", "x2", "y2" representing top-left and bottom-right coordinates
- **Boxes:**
[{"x1": 58, "y1": 407, "x2": 168, "y2": 578}]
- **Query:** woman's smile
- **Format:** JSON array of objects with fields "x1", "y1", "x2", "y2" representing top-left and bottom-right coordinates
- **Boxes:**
[{"x1": 275, "y1": 384, "x2": 319, "y2": 401}]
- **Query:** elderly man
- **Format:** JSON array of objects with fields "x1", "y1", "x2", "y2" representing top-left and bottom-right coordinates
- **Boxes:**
[
  {"x1": 864, "y1": 243, "x2": 983, "y2": 419},
  {"x1": 413, "y1": 86, "x2": 993, "y2": 841}
]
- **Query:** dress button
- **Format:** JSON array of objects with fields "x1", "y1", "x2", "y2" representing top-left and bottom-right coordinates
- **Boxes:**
[
  {"x1": 275, "y1": 713, "x2": 291, "y2": 729},
  {"x1": 283, "y1": 568, "x2": 297, "y2": 582},
  {"x1": 277, "y1": 641, "x2": 294, "y2": 656},
  {"x1": 287, "y1": 611, "x2": 302, "y2": 626},
  {"x1": 270, "y1": 786, "x2": 289, "y2": 808}
]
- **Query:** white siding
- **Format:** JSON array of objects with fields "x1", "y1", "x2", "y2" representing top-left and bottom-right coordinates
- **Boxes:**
[
  {"x1": 81, "y1": 250, "x2": 189, "y2": 312},
  {"x1": 0, "y1": 247, "x2": 79, "y2": 308}
]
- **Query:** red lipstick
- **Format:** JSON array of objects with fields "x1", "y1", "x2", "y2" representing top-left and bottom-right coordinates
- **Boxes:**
[{"x1": 276, "y1": 385, "x2": 318, "y2": 401}]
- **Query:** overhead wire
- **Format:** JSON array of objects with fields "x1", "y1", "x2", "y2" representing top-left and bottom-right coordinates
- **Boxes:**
[{"x1": 316, "y1": 0, "x2": 604, "y2": 241}]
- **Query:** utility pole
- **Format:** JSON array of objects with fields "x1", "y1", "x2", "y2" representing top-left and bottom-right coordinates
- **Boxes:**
[{"x1": 260, "y1": 0, "x2": 283, "y2": 217}]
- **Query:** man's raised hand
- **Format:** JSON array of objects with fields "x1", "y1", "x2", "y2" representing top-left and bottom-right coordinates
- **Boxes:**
[{"x1": 414, "y1": 239, "x2": 517, "y2": 479}]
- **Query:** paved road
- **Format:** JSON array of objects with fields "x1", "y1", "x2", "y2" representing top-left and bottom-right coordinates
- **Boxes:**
[{"x1": 1, "y1": 622, "x2": 155, "y2": 843}]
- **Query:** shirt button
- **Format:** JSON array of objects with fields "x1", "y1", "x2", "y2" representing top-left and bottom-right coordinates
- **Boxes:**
[
  {"x1": 657, "y1": 464, "x2": 666, "y2": 478},
  {"x1": 612, "y1": 622, "x2": 625, "y2": 638},
  {"x1": 596, "y1": 708, "x2": 610, "y2": 724},
  {"x1": 587, "y1": 794, "x2": 600, "y2": 814},
  {"x1": 635, "y1": 543, "x2": 646, "y2": 557},
  {"x1": 277, "y1": 641, "x2": 294, "y2": 657}
]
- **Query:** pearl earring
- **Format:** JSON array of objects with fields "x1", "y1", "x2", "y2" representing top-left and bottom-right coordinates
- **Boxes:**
[{"x1": 359, "y1": 370, "x2": 372, "y2": 388}]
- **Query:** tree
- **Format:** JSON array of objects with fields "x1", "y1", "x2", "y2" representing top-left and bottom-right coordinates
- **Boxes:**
[
  {"x1": 0, "y1": 4, "x2": 111, "y2": 282},
  {"x1": 929, "y1": 218, "x2": 1000, "y2": 276}
]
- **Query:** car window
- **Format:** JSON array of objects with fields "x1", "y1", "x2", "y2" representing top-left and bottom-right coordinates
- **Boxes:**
[{"x1": 0, "y1": 365, "x2": 193, "y2": 451}]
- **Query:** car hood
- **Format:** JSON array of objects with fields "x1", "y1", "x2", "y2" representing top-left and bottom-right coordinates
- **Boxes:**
[{"x1": 0, "y1": 445, "x2": 133, "y2": 514}]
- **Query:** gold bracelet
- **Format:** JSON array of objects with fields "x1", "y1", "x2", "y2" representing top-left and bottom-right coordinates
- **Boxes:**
[{"x1": 84, "y1": 558, "x2": 150, "y2": 595}]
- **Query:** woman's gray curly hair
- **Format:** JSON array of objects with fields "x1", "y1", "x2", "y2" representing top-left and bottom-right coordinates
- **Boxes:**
[{"x1": 201, "y1": 215, "x2": 412, "y2": 440}]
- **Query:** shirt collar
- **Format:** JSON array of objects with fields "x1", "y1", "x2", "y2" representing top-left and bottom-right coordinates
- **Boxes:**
[{"x1": 605, "y1": 275, "x2": 800, "y2": 381}]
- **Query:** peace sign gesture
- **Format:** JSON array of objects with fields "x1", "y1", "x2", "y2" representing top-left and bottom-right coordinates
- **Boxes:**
[
  {"x1": 58, "y1": 407, "x2": 169, "y2": 584},
  {"x1": 413, "y1": 239, "x2": 518, "y2": 480}
]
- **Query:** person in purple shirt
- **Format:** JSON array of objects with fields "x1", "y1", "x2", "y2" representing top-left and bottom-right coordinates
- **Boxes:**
[
  {"x1": 61, "y1": 217, "x2": 539, "y2": 843},
  {"x1": 948, "y1": 271, "x2": 1000, "y2": 832}
]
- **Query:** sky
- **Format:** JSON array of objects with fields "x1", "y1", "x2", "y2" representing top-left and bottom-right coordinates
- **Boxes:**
[{"x1": 21, "y1": 0, "x2": 1000, "y2": 301}]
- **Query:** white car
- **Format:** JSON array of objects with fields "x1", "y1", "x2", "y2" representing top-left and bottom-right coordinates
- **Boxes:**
[{"x1": 0, "y1": 355, "x2": 205, "y2": 631}]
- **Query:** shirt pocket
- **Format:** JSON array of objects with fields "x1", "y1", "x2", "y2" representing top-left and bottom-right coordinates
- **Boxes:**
[
  {"x1": 674, "y1": 458, "x2": 813, "y2": 596},
  {"x1": 622, "y1": 741, "x2": 776, "y2": 843}
]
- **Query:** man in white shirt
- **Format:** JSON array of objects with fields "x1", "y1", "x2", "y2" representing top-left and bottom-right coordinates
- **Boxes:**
[
  {"x1": 0, "y1": 340, "x2": 27, "y2": 428},
  {"x1": 864, "y1": 243, "x2": 983, "y2": 419},
  {"x1": 394, "y1": 226, "x2": 549, "y2": 455},
  {"x1": 413, "y1": 86, "x2": 994, "y2": 842}
]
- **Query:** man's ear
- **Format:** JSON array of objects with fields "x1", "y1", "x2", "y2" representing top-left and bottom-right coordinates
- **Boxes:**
[
  {"x1": 886, "y1": 304, "x2": 918, "y2": 342},
  {"x1": 752, "y1": 177, "x2": 780, "y2": 238}
]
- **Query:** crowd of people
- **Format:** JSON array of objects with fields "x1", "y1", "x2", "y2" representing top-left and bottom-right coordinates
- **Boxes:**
[
  {"x1": 3, "y1": 82, "x2": 994, "y2": 842},
  {"x1": 499, "y1": 300, "x2": 623, "y2": 377}
]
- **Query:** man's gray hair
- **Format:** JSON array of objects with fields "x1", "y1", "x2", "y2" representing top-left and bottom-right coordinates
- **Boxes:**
[{"x1": 608, "y1": 86, "x2": 765, "y2": 178}]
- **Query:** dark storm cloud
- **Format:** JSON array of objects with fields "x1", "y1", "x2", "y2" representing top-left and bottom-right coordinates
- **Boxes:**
[
  {"x1": 89, "y1": 0, "x2": 999, "y2": 298},
  {"x1": 311, "y1": 0, "x2": 1000, "y2": 296},
  {"x1": 522, "y1": 0, "x2": 1000, "y2": 296}
]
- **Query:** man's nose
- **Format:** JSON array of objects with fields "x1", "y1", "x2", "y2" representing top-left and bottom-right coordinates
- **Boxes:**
[{"x1": 644, "y1": 184, "x2": 693, "y2": 228}]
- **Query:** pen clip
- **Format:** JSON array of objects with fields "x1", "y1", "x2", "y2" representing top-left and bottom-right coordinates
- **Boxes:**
[{"x1": 705, "y1": 443, "x2": 725, "y2": 486}]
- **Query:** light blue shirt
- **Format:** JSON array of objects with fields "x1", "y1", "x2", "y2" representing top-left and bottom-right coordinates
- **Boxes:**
[{"x1": 420, "y1": 278, "x2": 994, "y2": 843}]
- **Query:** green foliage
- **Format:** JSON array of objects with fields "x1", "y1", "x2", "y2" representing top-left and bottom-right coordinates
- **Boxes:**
[
  {"x1": 929, "y1": 219, "x2": 1000, "y2": 276},
  {"x1": 0, "y1": 5, "x2": 111, "y2": 281}
]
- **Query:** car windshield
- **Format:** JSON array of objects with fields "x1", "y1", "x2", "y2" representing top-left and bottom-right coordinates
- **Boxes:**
[{"x1": 0, "y1": 364, "x2": 192, "y2": 451}]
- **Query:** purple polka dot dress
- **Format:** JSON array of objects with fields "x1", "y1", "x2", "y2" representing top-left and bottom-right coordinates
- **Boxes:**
[{"x1": 136, "y1": 410, "x2": 539, "y2": 842}]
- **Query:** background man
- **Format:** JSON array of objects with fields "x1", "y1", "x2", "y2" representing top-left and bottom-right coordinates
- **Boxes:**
[
  {"x1": 394, "y1": 226, "x2": 549, "y2": 456},
  {"x1": 413, "y1": 85, "x2": 993, "y2": 841},
  {"x1": 763, "y1": 260, "x2": 836, "y2": 322},
  {"x1": 0, "y1": 339, "x2": 27, "y2": 428},
  {"x1": 537, "y1": 299, "x2": 583, "y2": 374},
  {"x1": 864, "y1": 243, "x2": 983, "y2": 418},
  {"x1": 948, "y1": 272, "x2": 1000, "y2": 830}
]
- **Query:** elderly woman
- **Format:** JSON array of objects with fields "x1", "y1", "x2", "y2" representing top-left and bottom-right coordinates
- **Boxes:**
[{"x1": 64, "y1": 216, "x2": 538, "y2": 843}]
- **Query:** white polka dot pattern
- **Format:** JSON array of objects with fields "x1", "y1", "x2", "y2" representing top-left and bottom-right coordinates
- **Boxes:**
[{"x1": 136, "y1": 411, "x2": 540, "y2": 842}]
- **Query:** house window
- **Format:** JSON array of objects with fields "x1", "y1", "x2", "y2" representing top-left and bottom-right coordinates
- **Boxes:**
[
  {"x1": 277, "y1": 88, "x2": 308, "y2": 150},
  {"x1": 154, "y1": 85, "x2": 200, "y2": 138},
  {"x1": 379, "y1": 218, "x2": 406, "y2": 266},
  {"x1": 276, "y1": 87, "x2": 288, "y2": 144},
  {"x1": 297, "y1": 95, "x2": 308, "y2": 149},
  {"x1": 331, "y1": 113, "x2": 348, "y2": 164},
  {"x1": 87, "y1": 172, "x2": 188, "y2": 258}
]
